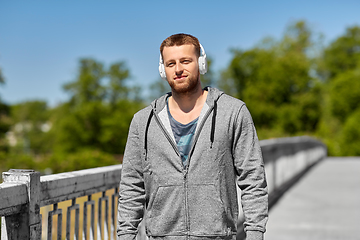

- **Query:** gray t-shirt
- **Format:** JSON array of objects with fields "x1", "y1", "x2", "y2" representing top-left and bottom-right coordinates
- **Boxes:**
[{"x1": 167, "y1": 100, "x2": 198, "y2": 168}]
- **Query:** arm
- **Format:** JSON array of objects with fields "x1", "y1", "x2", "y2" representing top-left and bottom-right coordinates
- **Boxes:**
[
  {"x1": 117, "y1": 115, "x2": 146, "y2": 240},
  {"x1": 233, "y1": 105, "x2": 268, "y2": 240}
]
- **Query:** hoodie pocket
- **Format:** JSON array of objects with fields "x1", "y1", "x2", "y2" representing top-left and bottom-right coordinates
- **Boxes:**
[
  {"x1": 146, "y1": 185, "x2": 186, "y2": 236},
  {"x1": 188, "y1": 184, "x2": 227, "y2": 236}
]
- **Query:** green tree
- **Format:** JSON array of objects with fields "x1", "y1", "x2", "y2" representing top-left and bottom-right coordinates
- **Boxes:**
[
  {"x1": 9, "y1": 100, "x2": 52, "y2": 154},
  {"x1": 107, "y1": 61, "x2": 130, "y2": 104},
  {"x1": 329, "y1": 68, "x2": 360, "y2": 123},
  {"x1": 320, "y1": 26, "x2": 360, "y2": 80},
  {"x1": 339, "y1": 109, "x2": 360, "y2": 156},
  {"x1": 316, "y1": 25, "x2": 360, "y2": 155},
  {"x1": 220, "y1": 20, "x2": 322, "y2": 138},
  {"x1": 63, "y1": 59, "x2": 106, "y2": 105},
  {"x1": 148, "y1": 78, "x2": 171, "y2": 102},
  {"x1": 0, "y1": 68, "x2": 10, "y2": 152},
  {"x1": 321, "y1": 25, "x2": 360, "y2": 124},
  {"x1": 0, "y1": 102, "x2": 10, "y2": 152},
  {"x1": 99, "y1": 99, "x2": 143, "y2": 154},
  {"x1": 0, "y1": 67, "x2": 4, "y2": 85},
  {"x1": 51, "y1": 101, "x2": 106, "y2": 153},
  {"x1": 53, "y1": 58, "x2": 143, "y2": 155},
  {"x1": 47, "y1": 149, "x2": 119, "y2": 173}
]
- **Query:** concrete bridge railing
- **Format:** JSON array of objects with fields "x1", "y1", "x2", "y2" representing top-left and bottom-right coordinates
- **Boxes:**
[
  {"x1": 0, "y1": 136, "x2": 327, "y2": 240},
  {"x1": 236, "y1": 136, "x2": 327, "y2": 239},
  {"x1": 1, "y1": 165, "x2": 122, "y2": 239}
]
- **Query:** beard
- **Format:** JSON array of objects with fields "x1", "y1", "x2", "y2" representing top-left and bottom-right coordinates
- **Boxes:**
[{"x1": 168, "y1": 73, "x2": 200, "y2": 95}]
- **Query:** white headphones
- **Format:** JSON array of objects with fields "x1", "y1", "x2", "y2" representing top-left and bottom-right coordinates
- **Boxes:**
[{"x1": 159, "y1": 44, "x2": 208, "y2": 80}]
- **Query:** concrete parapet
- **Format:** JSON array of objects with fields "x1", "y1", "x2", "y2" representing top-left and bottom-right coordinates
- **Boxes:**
[{"x1": 237, "y1": 136, "x2": 327, "y2": 239}]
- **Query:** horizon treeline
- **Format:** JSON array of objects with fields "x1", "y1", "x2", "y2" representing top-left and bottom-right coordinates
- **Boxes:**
[{"x1": 1, "y1": 20, "x2": 359, "y2": 175}]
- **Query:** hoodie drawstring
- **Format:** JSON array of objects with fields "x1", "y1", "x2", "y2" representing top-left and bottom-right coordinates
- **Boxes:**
[
  {"x1": 210, "y1": 101, "x2": 217, "y2": 148},
  {"x1": 144, "y1": 109, "x2": 154, "y2": 160}
]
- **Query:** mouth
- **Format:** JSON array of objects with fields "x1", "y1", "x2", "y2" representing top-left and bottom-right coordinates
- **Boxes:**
[{"x1": 174, "y1": 75, "x2": 187, "y2": 81}]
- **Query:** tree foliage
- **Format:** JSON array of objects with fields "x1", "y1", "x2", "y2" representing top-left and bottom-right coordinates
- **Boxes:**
[
  {"x1": 0, "y1": 67, "x2": 5, "y2": 85},
  {"x1": 10, "y1": 100, "x2": 52, "y2": 154},
  {"x1": 317, "y1": 26, "x2": 360, "y2": 155},
  {"x1": 339, "y1": 109, "x2": 360, "y2": 156},
  {"x1": 0, "y1": 68, "x2": 10, "y2": 152},
  {"x1": 219, "y1": 21, "x2": 360, "y2": 156},
  {"x1": 321, "y1": 26, "x2": 360, "y2": 80},
  {"x1": 53, "y1": 58, "x2": 143, "y2": 155},
  {"x1": 329, "y1": 68, "x2": 360, "y2": 122},
  {"x1": 1, "y1": 58, "x2": 143, "y2": 174},
  {"x1": 220, "y1": 21, "x2": 322, "y2": 137}
]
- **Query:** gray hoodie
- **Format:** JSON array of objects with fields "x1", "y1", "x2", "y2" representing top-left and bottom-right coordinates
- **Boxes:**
[{"x1": 117, "y1": 87, "x2": 268, "y2": 240}]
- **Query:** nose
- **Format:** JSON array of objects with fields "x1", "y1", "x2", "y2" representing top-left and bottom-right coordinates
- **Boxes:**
[{"x1": 175, "y1": 62, "x2": 183, "y2": 74}]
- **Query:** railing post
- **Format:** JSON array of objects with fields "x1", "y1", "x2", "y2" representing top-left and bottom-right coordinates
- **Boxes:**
[{"x1": 1, "y1": 169, "x2": 41, "y2": 240}]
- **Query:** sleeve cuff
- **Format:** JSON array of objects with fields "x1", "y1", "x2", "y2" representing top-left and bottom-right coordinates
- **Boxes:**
[
  {"x1": 246, "y1": 230, "x2": 264, "y2": 240},
  {"x1": 117, "y1": 234, "x2": 137, "y2": 240}
]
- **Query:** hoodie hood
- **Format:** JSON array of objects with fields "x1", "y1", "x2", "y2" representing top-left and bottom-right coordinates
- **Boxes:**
[{"x1": 149, "y1": 86, "x2": 224, "y2": 114}]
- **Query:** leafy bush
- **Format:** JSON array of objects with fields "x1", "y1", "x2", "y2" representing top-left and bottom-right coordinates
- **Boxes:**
[
  {"x1": 45, "y1": 149, "x2": 121, "y2": 174},
  {"x1": 339, "y1": 110, "x2": 360, "y2": 156}
]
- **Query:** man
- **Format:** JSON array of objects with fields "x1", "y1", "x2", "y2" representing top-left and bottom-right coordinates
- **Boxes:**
[{"x1": 117, "y1": 33, "x2": 268, "y2": 240}]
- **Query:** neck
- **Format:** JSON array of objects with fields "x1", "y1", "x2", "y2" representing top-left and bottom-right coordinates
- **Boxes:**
[{"x1": 169, "y1": 83, "x2": 206, "y2": 114}]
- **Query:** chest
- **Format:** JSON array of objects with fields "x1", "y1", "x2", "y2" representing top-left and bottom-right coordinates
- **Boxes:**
[{"x1": 169, "y1": 106, "x2": 202, "y2": 125}]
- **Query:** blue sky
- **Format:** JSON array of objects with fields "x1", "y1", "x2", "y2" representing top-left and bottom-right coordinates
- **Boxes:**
[{"x1": 0, "y1": 1, "x2": 359, "y2": 106}]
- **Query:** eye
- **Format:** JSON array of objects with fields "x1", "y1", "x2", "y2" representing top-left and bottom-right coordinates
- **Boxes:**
[{"x1": 167, "y1": 62, "x2": 175, "y2": 67}]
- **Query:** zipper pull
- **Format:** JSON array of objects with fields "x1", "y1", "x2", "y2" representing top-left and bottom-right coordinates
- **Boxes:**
[
  {"x1": 183, "y1": 168, "x2": 188, "y2": 179},
  {"x1": 226, "y1": 227, "x2": 232, "y2": 236}
]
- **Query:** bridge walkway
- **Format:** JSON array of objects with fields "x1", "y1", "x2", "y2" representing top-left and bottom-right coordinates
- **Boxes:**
[{"x1": 265, "y1": 157, "x2": 360, "y2": 240}]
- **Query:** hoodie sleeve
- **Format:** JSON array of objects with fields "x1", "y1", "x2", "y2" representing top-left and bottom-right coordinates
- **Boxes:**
[
  {"x1": 117, "y1": 114, "x2": 146, "y2": 240},
  {"x1": 232, "y1": 105, "x2": 268, "y2": 239}
]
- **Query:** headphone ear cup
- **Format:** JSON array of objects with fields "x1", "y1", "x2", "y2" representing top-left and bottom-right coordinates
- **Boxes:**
[
  {"x1": 159, "y1": 55, "x2": 167, "y2": 80},
  {"x1": 159, "y1": 62, "x2": 166, "y2": 80},
  {"x1": 198, "y1": 44, "x2": 208, "y2": 75},
  {"x1": 198, "y1": 55, "x2": 208, "y2": 75}
]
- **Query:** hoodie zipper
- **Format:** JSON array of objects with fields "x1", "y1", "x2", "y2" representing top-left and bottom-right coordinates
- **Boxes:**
[
  {"x1": 183, "y1": 169, "x2": 189, "y2": 236},
  {"x1": 184, "y1": 104, "x2": 215, "y2": 236},
  {"x1": 152, "y1": 102, "x2": 216, "y2": 237},
  {"x1": 185, "y1": 104, "x2": 215, "y2": 173},
  {"x1": 153, "y1": 109, "x2": 191, "y2": 235},
  {"x1": 152, "y1": 110, "x2": 181, "y2": 157}
]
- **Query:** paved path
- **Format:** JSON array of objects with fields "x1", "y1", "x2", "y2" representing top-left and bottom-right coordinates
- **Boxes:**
[{"x1": 265, "y1": 157, "x2": 360, "y2": 240}]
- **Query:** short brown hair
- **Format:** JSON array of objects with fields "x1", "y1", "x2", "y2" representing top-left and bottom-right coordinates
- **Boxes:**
[{"x1": 160, "y1": 33, "x2": 201, "y2": 58}]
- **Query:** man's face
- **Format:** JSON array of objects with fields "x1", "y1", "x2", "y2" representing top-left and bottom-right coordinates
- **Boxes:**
[{"x1": 162, "y1": 44, "x2": 200, "y2": 94}]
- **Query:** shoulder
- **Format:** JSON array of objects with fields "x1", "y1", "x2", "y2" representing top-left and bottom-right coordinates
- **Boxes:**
[
  {"x1": 133, "y1": 105, "x2": 152, "y2": 119},
  {"x1": 207, "y1": 86, "x2": 246, "y2": 108},
  {"x1": 216, "y1": 92, "x2": 248, "y2": 116},
  {"x1": 212, "y1": 89, "x2": 253, "y2": 123},
  {"x1": 218, "y1": 93, "x2": 245, "y2": 108},
  {"x1": 129, "y1": 105, "x2": 153, "y2": 130}
]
